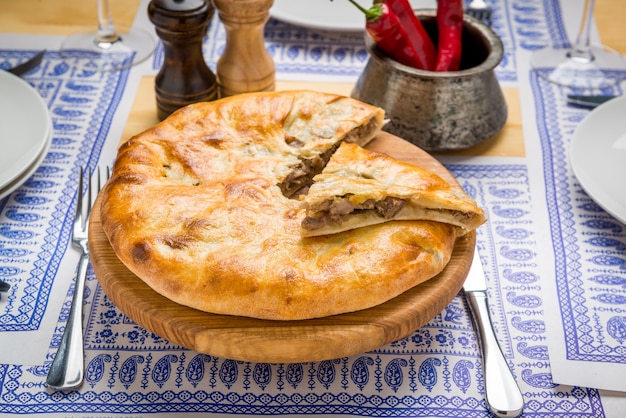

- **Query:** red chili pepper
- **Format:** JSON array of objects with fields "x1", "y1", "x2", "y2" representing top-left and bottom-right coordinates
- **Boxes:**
[
  {"x1": 345, "y1": 0, "x2": 430, "y2": 70},
  {"x1": 384, "y1": 0, "x2": 437, "y2": 71},
  {"x1": 435, "y1": 0, "x2": 464, "y2": 71}
]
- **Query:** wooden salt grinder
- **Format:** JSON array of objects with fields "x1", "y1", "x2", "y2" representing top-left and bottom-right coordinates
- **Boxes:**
[
  {"x1": 148, "y1": 0, "x2": 218, "y2": 120},
  {"x1": 213, "y1": 0, "x2": 275, "y2": 98}
]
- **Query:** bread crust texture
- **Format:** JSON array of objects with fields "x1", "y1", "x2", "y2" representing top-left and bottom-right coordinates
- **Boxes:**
[{"x1": 100, "y1": 90, "x2": 459, "y2": 320}]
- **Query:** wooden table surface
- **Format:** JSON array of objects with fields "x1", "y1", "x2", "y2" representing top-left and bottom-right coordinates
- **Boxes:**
[{"x1": 1, "y1": 0, "x2": 624, "y2": 157}]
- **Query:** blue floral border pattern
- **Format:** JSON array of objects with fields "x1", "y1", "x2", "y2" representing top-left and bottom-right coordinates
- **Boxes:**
[
  {"x1": 0, "y1": 50, "x2": 130, "y2": 332},
  {"x1": 530, "y1": 69, "x2": 626, "y2": 364},
  {"x1": 1, "y1": 164, "x2": 606, "y2": 416},
  {"x1": 502, "y1": 0, "x2": 570, "y2": 52}
]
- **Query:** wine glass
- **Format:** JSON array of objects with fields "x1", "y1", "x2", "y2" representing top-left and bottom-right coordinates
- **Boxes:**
[
  {"x1": 60, "y1": 0, "x2": 155, "y2": 72},
  {"x1": 530, "y1": 0, "x2": 626, "y2": 90}
]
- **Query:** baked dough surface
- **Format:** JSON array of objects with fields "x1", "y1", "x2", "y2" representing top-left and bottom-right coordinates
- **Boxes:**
[{"x1": 100, "y1": 91, "x2": 459, "y2": 320}]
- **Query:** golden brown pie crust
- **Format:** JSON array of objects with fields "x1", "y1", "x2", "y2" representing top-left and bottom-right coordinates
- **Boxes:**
[{"x1": 100, "y1": 91, "x2": 460, "y2": 320}]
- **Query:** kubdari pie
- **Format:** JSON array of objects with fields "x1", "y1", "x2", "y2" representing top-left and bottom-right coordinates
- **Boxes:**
[{"x1": 100, "y1": 90, "x2": 484, "y2": 320}]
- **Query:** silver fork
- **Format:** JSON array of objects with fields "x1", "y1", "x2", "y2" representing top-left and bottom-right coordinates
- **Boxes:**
[
  {"x1": 47, "y1": 166, "x2": 109, "y2": 390},
  {"x1": 466, "y1": 0, "x2": 493, "y2": 25}
]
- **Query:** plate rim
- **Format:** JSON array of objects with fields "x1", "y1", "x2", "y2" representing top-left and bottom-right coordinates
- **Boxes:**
[
  {"x1": 0, "y1": 124, "x2": 52, "y2": 201},
  {"x1": 270, "y1": 0, "x2": 363, "y2": 31},
  {"x1": 570, "y1": 95, "x2": 626, "y2": 224},
  {"x1": 0, "y1": 71, "x2": 52, "y2": 189},
  {"x1": 269, "y1": 0, "x2": 427, "y2": 32}
]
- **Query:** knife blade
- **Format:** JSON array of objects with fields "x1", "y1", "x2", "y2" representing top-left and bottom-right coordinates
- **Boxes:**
[
  {"x1": 464, "y1": 247, "x2": 524, "y2": 417},
  {"x1": 566, "y1": 94, "x2": 618, "y2": 109},
  {"x1": 6, "y1": 50, "x2": 45, "y2": 77}
]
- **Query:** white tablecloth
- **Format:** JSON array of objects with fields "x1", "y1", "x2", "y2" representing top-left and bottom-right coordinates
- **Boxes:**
[{"x1": 1, "y1": 0, "x2": 625, "y2": 416}]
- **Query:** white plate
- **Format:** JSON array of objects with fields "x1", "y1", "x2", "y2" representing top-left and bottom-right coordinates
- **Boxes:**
[
  {"x1": 0, "y1": 71, "x2": 52, "y2": 191},
  {"x1": 270, "y1": 0, "x2": 430, "y2": 32},
  {"x1": 0, "y1": 129, "x2": 51, "y2": 201},
  {"x1": 570, "y1": 95, "x2": 626, "y2": 224}
]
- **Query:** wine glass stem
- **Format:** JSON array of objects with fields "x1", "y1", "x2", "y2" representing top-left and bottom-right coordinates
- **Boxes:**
[
  {"x1": 567, "y1": 0, "x2": 595, "y2": 64},
  {"x1": 96, "y1": 0, "x2": 120, "y2": 48}
]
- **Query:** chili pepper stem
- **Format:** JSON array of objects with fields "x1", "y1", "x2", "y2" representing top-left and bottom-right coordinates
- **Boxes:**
[{"x1": 340, "y1": 0, "x2": 382, "y2": 22}]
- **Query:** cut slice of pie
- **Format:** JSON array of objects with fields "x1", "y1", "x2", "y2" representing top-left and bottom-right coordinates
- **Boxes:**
[{"x1": 301, "y1": 142, "x2": 487, "y2": 237}]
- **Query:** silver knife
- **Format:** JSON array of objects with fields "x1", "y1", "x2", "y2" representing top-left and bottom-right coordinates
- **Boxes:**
[
  {"x1": 566, "y1": 94, "x2": 617, "y2": 109},
  {"x1": 6, "y1": 50, "x2": 45, "y2": 77},
  {"x1": 464, "y1": 247, "x2": 524, "y2": 417}
]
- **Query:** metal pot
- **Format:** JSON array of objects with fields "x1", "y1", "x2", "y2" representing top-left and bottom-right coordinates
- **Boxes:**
[{"x1": 351, "y1": 10, "x2": 506, "y2": 151}]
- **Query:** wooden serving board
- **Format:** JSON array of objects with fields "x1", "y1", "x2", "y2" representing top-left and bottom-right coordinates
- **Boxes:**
[{"x1": 89, "y1": 132, "x2": 475, "y2": 363}]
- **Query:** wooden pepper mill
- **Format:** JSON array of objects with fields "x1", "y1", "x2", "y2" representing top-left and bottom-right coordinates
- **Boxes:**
[
  {"x1": 213, "y1": 0, "x2": 275, "y2": 98},
  {"x1": 148, "y1": 0, "x2": 218, "y2": 120}
]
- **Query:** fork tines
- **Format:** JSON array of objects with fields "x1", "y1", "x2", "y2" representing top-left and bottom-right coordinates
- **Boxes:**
[
  {"x1": 77, "y1": 166, "x2": 109, "y2": 228},
  {"x1": 465, "y1": 0, "x2": 493, "y2": 26}
]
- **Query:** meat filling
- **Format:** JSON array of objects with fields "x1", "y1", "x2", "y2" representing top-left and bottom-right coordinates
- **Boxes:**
[
  {"x1": 279, "y1": 155, "x2": 322, "y2": 198},
  {"x1": 278, "y1": 141, "x2": 341, "y2": 198},
  {"x1": 341, "y1": 118, "x2": 377, "y2": 145},
  {"x1": 303, "y1": 197, "x2": 478, "y2": 230},
  {"x1": 278, "y1": 116, "x2": 379, "y2": 198},
  {"x1": 302, "y1": 195, "x2": 406, "y2": 230}
]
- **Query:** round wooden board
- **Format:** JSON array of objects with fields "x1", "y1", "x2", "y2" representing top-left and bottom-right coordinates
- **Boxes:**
[{"x1": 89, "y1": 132, "x2": 475, "y2": 363}]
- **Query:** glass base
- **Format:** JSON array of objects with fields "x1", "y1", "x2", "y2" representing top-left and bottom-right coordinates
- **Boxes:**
[
  {"x1": 60, "y1": 27, "x2": 156, "y2": 72},
  {"x1": 531, "y1": 44, "x2": 626, "y2": 90}
]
